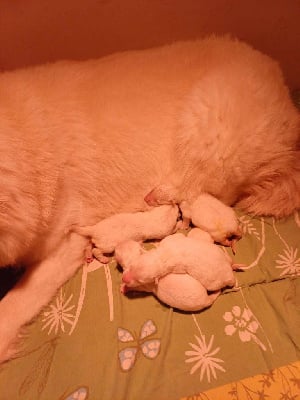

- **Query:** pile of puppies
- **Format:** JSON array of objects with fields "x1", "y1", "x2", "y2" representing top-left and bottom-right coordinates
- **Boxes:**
[{"x1": 72, "y1": 191, "x2": 244, "y2": 311}]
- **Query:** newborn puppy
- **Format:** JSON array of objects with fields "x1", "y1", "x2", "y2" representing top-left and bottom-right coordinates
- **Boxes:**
[
  {"x1": 180, "y1": 194, "x2": 242, "y2": 252},
  {"x1": 121, "y1": 228, "x2": 220, "y2": 311},
  {"x1": 71, "y1": 205, "x2": 179, "y2": 262},
  {"x1": 116, "y1": 228, "x2": 236, "y2": 291},
  {"x1": 186, "y1": 227, "x2": 214, "y2": 243},
  {"x1": 122, "y1": 274, "x2": 221, "y2": 312},
  {"x1": 145, "y1": 188, "x2": 241, "y2": 251}
]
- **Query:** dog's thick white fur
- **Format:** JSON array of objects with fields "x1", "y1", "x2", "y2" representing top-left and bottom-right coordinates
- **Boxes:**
[{"x1": 0, "y1": 35, "x2": 299, "y2": 362}]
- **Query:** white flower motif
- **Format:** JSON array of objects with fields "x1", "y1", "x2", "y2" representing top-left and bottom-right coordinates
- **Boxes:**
[
  {"x1": 185, "y1": 334, "x2": 225, "y2": 382},
  {"x1": 239, "y1": 216, "x2": 260, "y2": 240},
  {"x1": 42, "y1": 289, "x2": 75, "y2": 335},
  {"x1": 276, "y1": 246, "x2": 300, "y2": 277},
  {"x1": 223, "y1": 306, "x2": 266, "y2": 351}
]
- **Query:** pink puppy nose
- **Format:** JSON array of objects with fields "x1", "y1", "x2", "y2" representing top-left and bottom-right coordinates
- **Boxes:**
[{"x1": 122, "y1": 270, "x2": 135, "y2": 284}]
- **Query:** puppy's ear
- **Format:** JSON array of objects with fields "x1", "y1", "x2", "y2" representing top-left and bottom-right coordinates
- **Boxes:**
[{"x1": 236, "y1": 153, "x2": 300, "y2": 218}]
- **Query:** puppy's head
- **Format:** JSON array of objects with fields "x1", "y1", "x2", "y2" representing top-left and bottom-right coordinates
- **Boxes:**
[
  {"x1": 144, "y1": 184, "x2": 178, "y2": 206},
  {"x1": 114, "y1": 240, "x2": 143, "y2": 269},
  {"x1": 121, "y1": 265, "x2": 156, "y2": 288}
]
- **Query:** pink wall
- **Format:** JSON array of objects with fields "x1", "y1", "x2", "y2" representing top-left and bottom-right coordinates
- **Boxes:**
[{"x1": 0, "y1": 0, "x2": 299, "y2": 88}]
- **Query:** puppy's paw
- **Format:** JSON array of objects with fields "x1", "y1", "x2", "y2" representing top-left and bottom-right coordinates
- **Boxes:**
[
  {"x1": 92, "y1": 248, "x2": 110, "y2": 264},
  {"x1": 85, "y1": 244, "x2": 94, "y2": 263},
  {"x1": 120, "y1": 283, "x2": 128, "y2": 294}
]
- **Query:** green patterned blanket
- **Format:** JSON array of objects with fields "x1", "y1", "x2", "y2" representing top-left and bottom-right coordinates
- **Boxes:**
[{"x1": 1, "y1": 211, "x2": 300, "y2": 400}]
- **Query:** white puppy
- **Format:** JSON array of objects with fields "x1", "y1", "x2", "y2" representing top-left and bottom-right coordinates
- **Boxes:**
[
  {"x1": 146, "y1": 189, "x2": 242, "y2": 250},
  {"x1": 71, "y1": 205, "x2": 179, "y2": 262},
  {"x1": 121, "y1": 227, "x2": 221, "y2": 312},
  {"x1": 116, "y1": 229, "x2": 236, "y2": 291},
  {"x1": 180, "y1": 194, "x2": 242, "y2": 251},
  {"x1": 123, "y1": 274, "x2": 221, "y2": 312},
  {"x1": 0, "y1": 36, "x2": 299, "y2": 362}
]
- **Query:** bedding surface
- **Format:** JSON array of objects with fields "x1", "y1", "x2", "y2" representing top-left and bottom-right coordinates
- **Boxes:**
[{"x1": 1, "y1": 211, "x2": 300, "y2": 400}]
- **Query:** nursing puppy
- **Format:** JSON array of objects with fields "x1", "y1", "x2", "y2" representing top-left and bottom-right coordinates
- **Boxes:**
[
  {"x1": 146, "y1": 190, "x2": 242, "y2": 250},
  {"x1": 0, "y1": 35, "x2": 299, "y2": 362},
  {"x1": 71, "y1": 205, "x2": 179, "y2": 262}
]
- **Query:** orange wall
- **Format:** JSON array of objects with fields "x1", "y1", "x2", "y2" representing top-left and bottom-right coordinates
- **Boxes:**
[{"x1": 0, "y1": 0, "x2": 299, "y2": 88}]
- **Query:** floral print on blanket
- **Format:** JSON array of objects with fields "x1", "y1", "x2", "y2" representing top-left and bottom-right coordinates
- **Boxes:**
[
  {"x1": 62, "y1": 387, "x2": 88, "y2": 400},
  {"x1": 42, "y1": 289, "x2": 76, "y2": 335},
  {"x1": 185, "y1": 334, "x2": 225, "y2": 382},
  {"x1": 273, "y1": 217, "x2": 300, "y2": 277},
  {"x1": 0, "y1": 211, "x2": 298, "y2": 400},
  {"x1": 223, "y1": 306, "x2": 267, "y2": 351},
  {"x1": 185, "y1": 314, "x2": 226, "y2": 383},
  {"x1": 180, "y1": 361, "x2": 300, "y2": 400}
]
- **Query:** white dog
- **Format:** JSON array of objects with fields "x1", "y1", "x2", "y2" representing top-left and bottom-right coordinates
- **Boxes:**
[{"x1": 0, "y1": 35, "x2": 299, "y2": 362}]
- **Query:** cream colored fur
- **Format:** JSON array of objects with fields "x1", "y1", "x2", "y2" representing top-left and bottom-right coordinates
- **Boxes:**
[
  {"x1": 120, "y1": 228, "x2": 222, "y2": 312},
  {"x1": 123, "y1": 273, "x2": 221, "y2": 312},
  {"x1": 180, "y1": 193, "x2": 242, "y2": 246},
  {"x1": 72, "y1": 204, "x2": 179, "y2": 259},
  {"x1": 0, "y1": 35, "x2": 299, "y2": 362},
  {"x1": 116, "y1": 230, "x2": 236, "y2": 290}
]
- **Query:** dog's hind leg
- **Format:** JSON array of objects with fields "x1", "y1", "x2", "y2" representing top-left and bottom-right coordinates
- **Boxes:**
[{"x1": 0, "y1": 233, "x2": 88, "y2": 364}]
